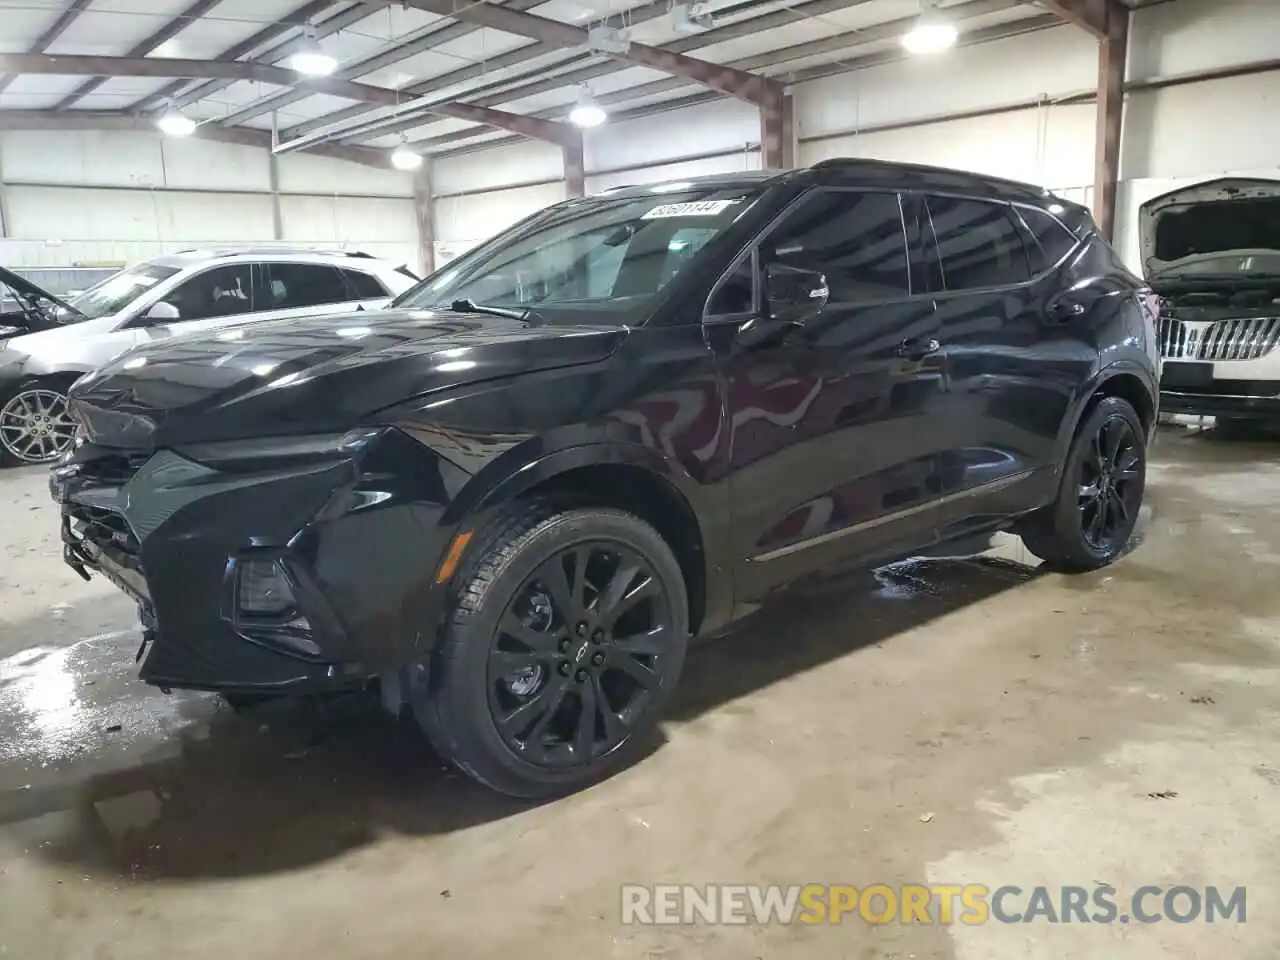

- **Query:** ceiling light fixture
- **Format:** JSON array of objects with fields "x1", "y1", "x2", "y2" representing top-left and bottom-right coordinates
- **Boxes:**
[
  {"x1": 671, "y1": 2, "x2": 714, "y2": 34},
  {"x1": 289, "y1": 25, "x2": 337, "y2": 76},
  {"x1": 901, "y1": 0, "x2": 958, "y2": 55},
  {"x1": 390, "y1": 136, "x2": 423, "y2": 171},
  {"x1": 569, "y1": 86, "x2": 607, "y2": 128},
  {"x1": 155, "y1": 108, "x2": 196, "y2": 137}
]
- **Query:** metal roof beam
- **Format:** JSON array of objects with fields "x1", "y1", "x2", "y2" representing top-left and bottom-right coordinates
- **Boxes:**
[
  {"x1": 1041, "y1": 0, "x2": 1114, "y2": 38},
  {"x1": 213, "y1": 0, "x2": 549, "y2": 128},
  {"x1": 0, "y1": 0, "x2": 93, "y2": 97},
  {"x1": 0, "y1": 109, "x2": 391, "y2": 167},
  {"x1": 0, "y1": 53, "x2": 578, "y2": 146},
  {"x1": 54, "y1": 0, "x2": 224, "y2": 110},
  {"x1": 129, "y1": 1, "x2": 382, "y2": 114},
  {"x1": 401, "y1": 0, "x2": 781, "y2": 105}
]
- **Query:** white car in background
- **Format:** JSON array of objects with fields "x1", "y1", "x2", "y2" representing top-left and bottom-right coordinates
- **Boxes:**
[{"x1": 0, "y1": 248, "x2": 419, "y2": 465}]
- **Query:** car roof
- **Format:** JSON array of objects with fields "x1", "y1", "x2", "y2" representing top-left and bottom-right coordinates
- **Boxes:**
[
  {"x1": 147, "y1": 247, "x2": 399, "y2": 270},
  {"x1": 594, "y1": 159, "x2": 1060, "y2": 206}
]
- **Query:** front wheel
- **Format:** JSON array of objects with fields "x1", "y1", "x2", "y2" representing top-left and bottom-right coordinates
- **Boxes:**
[
  {"x1": 415, "y1": 503, "x2": 689, "y2": 798},
  {"x1": 0, "y1": 383, "x2": 77, "y2": 466},
  {"x1": 1020, "y1": 396, "x2": 1147, "y2": 571}
]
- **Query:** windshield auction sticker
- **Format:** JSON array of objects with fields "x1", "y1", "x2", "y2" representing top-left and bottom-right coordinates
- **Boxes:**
[{"x1": 642, "y1": 199, "x2": 742, "y2": 219}]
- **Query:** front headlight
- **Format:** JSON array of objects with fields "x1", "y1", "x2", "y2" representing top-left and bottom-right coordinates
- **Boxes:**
[{"x1": 174, "y1": 427, "x2": 386, "y2": 471}]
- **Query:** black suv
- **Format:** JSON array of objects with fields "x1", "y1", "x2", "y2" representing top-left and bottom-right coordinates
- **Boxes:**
[{"x1": 52, "y1": 160, "x2": 1158, "y2": 797}]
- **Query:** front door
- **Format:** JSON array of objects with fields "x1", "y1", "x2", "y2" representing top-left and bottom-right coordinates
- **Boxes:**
[{"x1": 707, "y1": 188, "x2": 947, "y2": 602}]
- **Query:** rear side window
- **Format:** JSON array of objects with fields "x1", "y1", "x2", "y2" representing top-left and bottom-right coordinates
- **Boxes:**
[
  {"x1": 341, "y1": 269, "x2": 388, "y2": 299},
  {"x1": 926, "y1": 196, "x2": 1031, "y2": 291},
  {"x1": 264, "y1": 263, "x2": 351, "y2": 309},
  {"x1": 1017, "y1": 205, "x2": 1079, "y2": 268}
]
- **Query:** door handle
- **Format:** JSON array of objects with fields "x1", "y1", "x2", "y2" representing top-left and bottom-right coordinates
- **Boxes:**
[{"x1": 896, "y1": 336, "x2": 941, "y2": 360}]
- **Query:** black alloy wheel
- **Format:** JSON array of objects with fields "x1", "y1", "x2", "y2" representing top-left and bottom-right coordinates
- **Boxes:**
[
  {"x1": 1019, "y1": 396, "x2": 1147, "y2": 571},
  {"x1": 414, "y1": 503, "x2": 689, "y2": 798},
  {"x1": 487, "y1": 543, "x2": 671, "y2": 767},
  {"x1": 1078, "y1": 413, "x2": 1143, "y2": 553}
]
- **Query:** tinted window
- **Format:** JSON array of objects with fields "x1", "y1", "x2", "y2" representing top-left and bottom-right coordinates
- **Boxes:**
[
  {"x1": 341, "y1": 268, "x2": 389, "y2": 299},
  {"x1": 1017, "y1": 205, "x2": 1079, "y2": 268},
  {"x1": 707, "y1": 253, "x2": 755, "y2": 315},
  {"x1": 764, "y1": 191, "x2": 910, "y2": 304},
  {"x1": 926, "y1": 197, "x2": 1031, "y2": 290},
  {"x1": 264, "y1": 263, "x2": 351, "y2": 309},
  {"x1": 165, "y1": 264, "x2": 254, "y2": 321}
]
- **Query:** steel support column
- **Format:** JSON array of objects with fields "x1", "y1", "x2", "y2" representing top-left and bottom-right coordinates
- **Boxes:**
[
  {"x1": 1094, "y1": 2, "x2": 1129, "y2": 241},
  {"x1": 413, "y1": 160, "x2": 436, "y2": 277},
  {"x1": 563, "y1": 133, "x2": 586, "y2": 198},
  {"x1": 760, "y1": 88, "x2": 795, "y2": 169}
]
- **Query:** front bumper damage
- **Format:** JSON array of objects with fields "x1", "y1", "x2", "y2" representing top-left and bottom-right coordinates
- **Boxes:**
[{"x1": 51, "y1": 431, "x2": 466, "y2": 693}]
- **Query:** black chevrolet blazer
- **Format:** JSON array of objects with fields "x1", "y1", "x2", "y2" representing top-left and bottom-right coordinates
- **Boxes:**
[{"x1": 52, "y1": 159, "x2": 1159, "y2": 797}]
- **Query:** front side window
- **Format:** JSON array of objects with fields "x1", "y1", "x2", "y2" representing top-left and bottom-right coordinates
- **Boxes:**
[
  {"x1": 67, "y1": 261, "x2": 181, "y2": 321},
  {"x1": 708, "y1": 190, "x2": 910, "y2": 314},
  {"x1": 926, "y1": 196, "x2": 1032, "y2": 291},
  {"x1": 392, "y1": 187, "x2": 765, "y2": 325},
  {"x1": 164, "y1": 264, "x2": 254, "y2": 322}
]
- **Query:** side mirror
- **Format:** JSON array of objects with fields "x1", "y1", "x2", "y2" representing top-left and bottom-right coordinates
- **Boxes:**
[
  {"x1": 145, "y1": 301, "x2": 180, "y2": 322},
  {"x1": 736, "y1": 263, "x2": 829, "y2": 348}
]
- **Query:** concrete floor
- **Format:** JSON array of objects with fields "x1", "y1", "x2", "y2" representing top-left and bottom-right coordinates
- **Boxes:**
[{"x1": 2, "y1": 425, "x2": 1279, "y2": 959}]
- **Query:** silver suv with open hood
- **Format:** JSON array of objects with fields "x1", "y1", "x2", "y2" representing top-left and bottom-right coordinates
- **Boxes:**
[
  {"x1": 0, "y1": 249, "x2": 417, "y2": 466},
  {"x1": 1147, "y1": 178, "x2": 1280, "y2": 421}
]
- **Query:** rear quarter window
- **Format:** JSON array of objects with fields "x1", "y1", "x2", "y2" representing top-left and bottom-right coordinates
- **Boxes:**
[{"x1": 1017, "y1": 206, "x2": 1080, "y2": 269}]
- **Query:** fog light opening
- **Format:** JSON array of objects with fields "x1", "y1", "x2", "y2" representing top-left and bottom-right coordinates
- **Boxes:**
[{"x1": 238, "y1": 557, "x2": 297, "y2": 616}]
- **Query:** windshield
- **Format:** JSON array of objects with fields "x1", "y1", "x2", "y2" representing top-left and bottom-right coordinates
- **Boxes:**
[
  {"x1": 393, "y1": 186, "x2": 765, "y2": 323},
  {"x1": 66, "y1": 262, "x2": 182, "y2": 320}
]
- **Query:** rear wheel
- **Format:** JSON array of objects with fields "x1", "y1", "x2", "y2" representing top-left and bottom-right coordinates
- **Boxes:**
[
  {"x1": 1020, "y1": 396, "x2": 1146, "y2": 571},
  {"x1": 415, "y1": 503, "x2": 689, "y2": 798},
  {"x1": 0, "y1": 382, "x2": 77, "y2": 466}
]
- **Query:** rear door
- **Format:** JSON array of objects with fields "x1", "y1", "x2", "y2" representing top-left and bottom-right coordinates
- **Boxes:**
[{"x1": 922, "y1": 194, "x2": 1090, "y2": 536}]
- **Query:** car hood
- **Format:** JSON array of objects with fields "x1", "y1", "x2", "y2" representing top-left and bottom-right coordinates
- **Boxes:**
[
  {"x1": 0, "y1": 265, "x2": 84, "y2": 335},
  {"x1": 68, "y1": 308, "x2": 629, "y2": 449},
  {"x1": 1140, "y1": 177, "x2": 1280, "y2": 283}
]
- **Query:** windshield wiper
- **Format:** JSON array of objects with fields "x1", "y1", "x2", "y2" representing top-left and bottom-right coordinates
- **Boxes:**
[{"x1": 445, "y1": 298, "x2": 539, "y2": 324}]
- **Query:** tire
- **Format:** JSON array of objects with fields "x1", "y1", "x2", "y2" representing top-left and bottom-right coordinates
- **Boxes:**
[
  {"x1": 0, "y1": 378, "x2": 78, "y2": 467},
  {"x1": 1019, "y1": 396, "x2": 1147, "y2": 572},
  {"x1": 415, "y1": 501, "x2": 689, "y2": 798}
]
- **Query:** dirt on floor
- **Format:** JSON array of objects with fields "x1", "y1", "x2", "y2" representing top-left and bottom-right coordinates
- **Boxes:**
[{"x1": 1, "y1": 422, "x2": 1279, "y2": 959}]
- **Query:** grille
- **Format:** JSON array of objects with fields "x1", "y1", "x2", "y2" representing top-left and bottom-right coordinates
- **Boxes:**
[
  {"x1": 76, "y1": 451, "x2": 152, "y2": 487},
  {"x1": 69, "y1": 504, "x2": 141, "y2": 557},
  {"x1": 1159, "y1": 316, "x2": 1280, "y2": 361}
]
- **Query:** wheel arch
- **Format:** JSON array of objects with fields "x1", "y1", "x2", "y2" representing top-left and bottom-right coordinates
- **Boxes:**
[
  {"x1": 1054, "y1": 362, "x2": 1158, "y2": 468},
  {"x1": 450, "y1": 443, "x2": 712, "y2": 636}
]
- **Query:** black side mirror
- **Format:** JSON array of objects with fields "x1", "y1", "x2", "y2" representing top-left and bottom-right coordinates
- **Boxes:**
[{"x1": 736, "y1": 263, "x2": 829, "y2": 347}]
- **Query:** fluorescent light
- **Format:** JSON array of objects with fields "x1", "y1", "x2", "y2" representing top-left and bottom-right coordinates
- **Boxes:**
[
  {"x1": 902, "y1": 1, "x2": 957, "y2": 55},
  {"x1": 569, "y1": 87, "x2": 606, "y2": 128},
  {"x1": 155, "y1": 109, "x2": 196, "y2": 137},
  {"x1": 289, "y1": 27, "x2": 337, "y2": 76},
  {"x1": 391, "y1": 145, "x2": 422, "y2": 171}
]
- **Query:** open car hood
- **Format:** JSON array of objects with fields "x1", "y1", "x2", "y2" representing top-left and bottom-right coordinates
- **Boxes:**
[
  {"x1": 0, "y1": 265, "x2": 84, "y2": 335},
  {"x1": 0, "y1": 265, "x2": 81, "y2": 314},
  {"x1": 1139, "y1": 177, "x2": 1280, "y2": 283}
]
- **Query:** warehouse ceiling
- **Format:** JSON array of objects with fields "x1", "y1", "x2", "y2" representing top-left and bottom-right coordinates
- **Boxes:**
[{"x1": 0, "y1": 0, "x2": 1166, "y2": 161}]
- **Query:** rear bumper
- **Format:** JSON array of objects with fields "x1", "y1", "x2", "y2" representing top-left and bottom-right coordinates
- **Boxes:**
[{"x1": 54, "y1": 431, "x2": 466, "y2": 693}]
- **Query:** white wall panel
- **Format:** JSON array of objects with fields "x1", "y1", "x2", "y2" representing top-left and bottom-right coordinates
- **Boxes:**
[
  {"x1": 587, "y1": 151, "x2": 762, "y2": 194},
  {"x1": 434, "y1": 141, "x2": 565, "y2": 195},
  {"x1": 274, "y1": 151, "x2": 414, "y2": 197},
  {"x1": 795, "y1": 25, "x2": 1096, "y2": 141},
  {"x1": 278, "y1": 195, "x2": 419, "y2": 268},
  {"x1": 159, "y1": 138, "x2": 272, "y2": 192},
  {"x1": 0, "y1": 130, "x2": 168, "y2": 188},
  {"x1": 1129, "y1": 0, "x2": 1280, "y2": 81},
  {"x1": 584, "y1": 99, "x2": 761, "y2": 172},
  {"x1": 799, "y1": 103, "x2": 1096, "y2": 194},
  {"x1": 434, "y1": 182, "x2": 565, "y2": 245}
]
